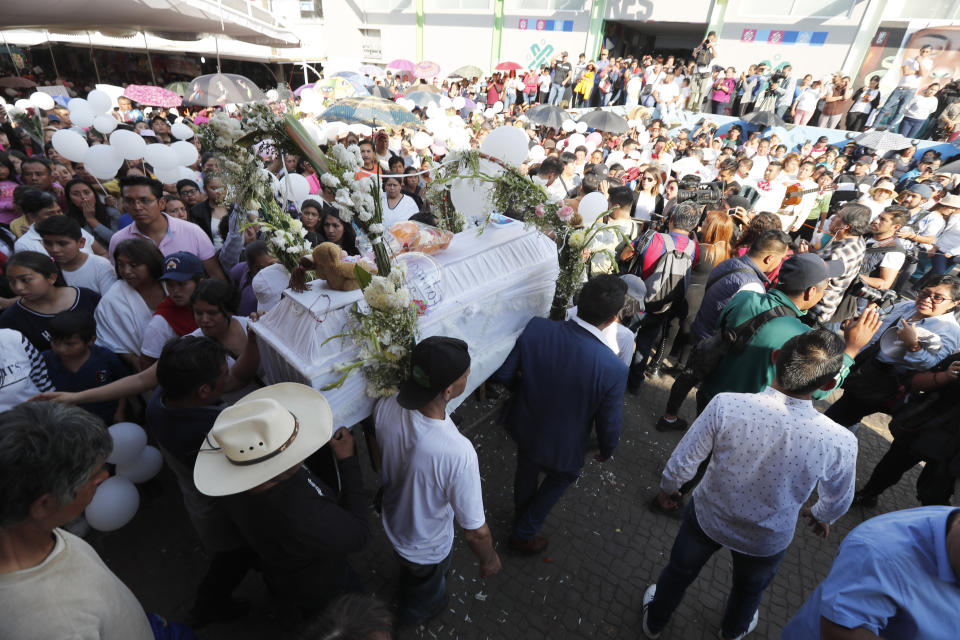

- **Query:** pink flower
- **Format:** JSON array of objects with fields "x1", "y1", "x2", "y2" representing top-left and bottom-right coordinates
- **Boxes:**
[
  {"x1": 557, "y1": 205, "x2": 574, "y2": 221},
  {"x1": 534, "y1": 204, "x2": 546, "y2": 218}
]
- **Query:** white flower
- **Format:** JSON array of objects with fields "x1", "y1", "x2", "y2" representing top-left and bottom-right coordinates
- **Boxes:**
[
  {"x1": 272, "y1": 234, "x2": 288, "y2": 249},
  {"x1": 569, "y1": 229, "x2": 587, "y2": 248},
  {"x1": 386, "y1": 345, "x2": 406, "y2": 359},
  {"x1": 320, "y1": 173, "x2": 340, "y2": 188},
  {"x1": 357, "y1": 209, "x2": 372, "y2": 222},
  {"x1": 368, "y1": 223, "x2": 385, "y2": 235},
  {"x1": 380, "y1": 331, "x2": 392, "y2": 346},
  {"x1": 289, "y1": 219, "x2": 303, "y2": 232}
]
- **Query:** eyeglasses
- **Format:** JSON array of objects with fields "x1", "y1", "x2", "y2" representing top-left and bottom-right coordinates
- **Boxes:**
[
  {"x1": 180, "y1": 188, "x2": 200, "y2": 196},
  {"x1": 122, "y1": 197, "x2": 158, "y2": 208},
  {"x1": 917, "y1": 290, "x2": 953, "y2": 304}
]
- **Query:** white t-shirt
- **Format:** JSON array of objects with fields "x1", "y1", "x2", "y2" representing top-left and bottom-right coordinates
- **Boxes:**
[
  {"x1": 655, "y1": 82, "x2": 679, "y2": 105},
  {"x1": 936, "y1": 213, "x2": 960, "y2": 256},
  {"x1": 849, "y1": 88, "x2": 879, "y2": 114},
  {"x1": 140, "y1": 313, "x2": 179, "y2": 359},
  {"x1": 747, "y1": 177, "x2": 786, "y2": 214},
  {"x1": 905, "y1": 94, "x2": 939, "y2": 120},
  {"x1": 633, "y1": 192, "x2": 657, "y2": 220},
  {"x1": 62, "y1": 254, "x2": 118, "y2": 297},
  {"x1": 0, "y1": 328, "x2": 53, "y2": 411},
  {"x1": 0, "y1": 528, "x2": 154, "y2": 640},
  {"x1": 898, "y1": 57, "x2": 933, "y2": 89},
  {"x1": 381, "y1": 194, "x2": 420, "y2": 228},
  {"x1": 912, "y1": 210, "x2": 945, "y2": 250},
  {"x1": 374, "y1": 395, "x2": 486, "y2": 564},
  {"x1": 539, "y1": 73, "x2": 551, "y2": 91},
  {"x1": 13, "y1": 224, "x2": 96, "y2": 256},
  {"x1": 865, "y1": 237, "x2": 906, "y2": 272},
  {"x1": 794, "y1": 88, "x2": 821, "y2": 112},
  {"x1": 857, "y1": 194, "x2": 891, "y2": 221}
]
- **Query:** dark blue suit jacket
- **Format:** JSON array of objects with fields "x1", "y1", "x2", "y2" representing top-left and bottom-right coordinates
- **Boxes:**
[{"x1": 493, "y1": 317, "x2": 629, "y2": 473}]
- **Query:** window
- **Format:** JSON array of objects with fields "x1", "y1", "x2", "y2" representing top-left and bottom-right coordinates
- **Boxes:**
[
  {"x1": 426, "y1": 0, "x2": 491, "y2": 7},
  {"x1": 361, "y1": 28, "x2": 382, "y2": 60},
  {"x1": 299, "y1": 0, "x2": 322, "y2": 19},
  {"x1": 738, "y1": 0, "x2": 854, "y2": 17}
]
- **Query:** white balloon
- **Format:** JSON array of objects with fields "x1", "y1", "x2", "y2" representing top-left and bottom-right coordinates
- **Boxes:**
[
  {"x1": 70, "y1": 106, "x2": 95, "y2": 129},
  {"x1": 452, "y1": 96, "x2": 465, "y2": 110},
  {"x1": 171, "y1": 122, "x2": 194, "y2": 140},
  {"x1": 29, "y1": 91, "x2": 55, "y2": 110},
  {"x1": 492, "y1": 101, "x2": 504, "y2": 114},
  {"x1": 578, "y1": 191, "x2": 610, "y2": 226},
  {"x1": 115, "y1": 446, "x2": 164, "y2": 483},
  {"x1": 171, "y1": 140, "x2": 199, "y2": 166},
  {"x1": 14, "y1": 99, "x2": 31, "y2": 112},
  {"x1": 51, "y1": 129, "x2": 89, "y2": 163},
  {"x1": 439, "y1": 95, "x2": 452, "y2": 109},
  {"x1": 448, "y1": 158, "x2": 503, "y2": 221},
  {"x1": 93, "y1": 114, "x2": 117, "y2": 134},
  {"x1": 567, "y1": 133, "x2": 586, "y2": 148},
  {"x1": 106, "y1": 422, "x2": 147, "y2": 465},
  {"x1": 480, "y1": 125, "x2": 529, "y2": 167},
  {"x1": 561, "y1": 119, "x2": 576, "y2": 132},
  {"x1": 143, "y1": 143, "x2": 177, "y2": 170},
  {"x1": 411, "y1": 131, "x2": 433, "y2": 150},
  {"x1": 109, "y1": 129, "x2": 146, "y2": 161},
  {"x1": 85, "y1": 476, "x2": 139, "y2": 532},
  {"x1": 83, "y1": 145, "x2": 124, "y2": 180},
  {"x1": 356, "y1": 124, "x2": 372, "y2": 137},
  {"x1": 155, "y1": 166, "x2": 182, "y2": 184},
  {"x1": 86, "y1": 90, "x2": 113, "y2": 114},
  {"x1": 67, "y1": 97, "x2": 89, "y2": 113},
  {"x1": 447, "y1": 128, "x2": 471, "y2": 150},
  {"x1": 575, "y1": 121, "x2": 588, "y2": 133},
  {"x1": 527, "y1": 145, "x2": 546, "y2": 163},
  {"x1": 425, "y1": 105, "x2": 441, "y2": 119},
  {"x1": 179, "y1": 166, "x2": 196, "y2": 180},
  {"x1": 283, "y1": 173, "x2": 311, "y2": 202}
]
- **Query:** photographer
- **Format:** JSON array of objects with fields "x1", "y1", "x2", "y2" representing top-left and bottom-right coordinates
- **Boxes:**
[
  {"x1": 689, "y1": 32, "x2": 717, "y2": 113},
  {"x1": 825, "y1": 274, "x2": 960, "y2": 432}
]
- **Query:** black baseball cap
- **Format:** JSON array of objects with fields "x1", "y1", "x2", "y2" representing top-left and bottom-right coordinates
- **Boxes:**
[
  {"x1": 778, "y1": 254, "x2": 843, "y2": 290},
  {"x1": 397, "y1": 336, "x2": 471, "y2": 410}
]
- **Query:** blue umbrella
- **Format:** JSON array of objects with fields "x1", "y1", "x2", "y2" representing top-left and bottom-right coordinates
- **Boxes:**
[
  {"x1": 333, "y1": 71, "x2": 374, "y2": 88},
  {"x1": 320, "y1": 96, "x2": 419, "y2": 128}
]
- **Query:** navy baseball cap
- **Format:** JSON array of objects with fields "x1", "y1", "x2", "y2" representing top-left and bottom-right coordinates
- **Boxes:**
[
  {"x1": 778, "y1": 254, "x2": 843, "y2": 290},
  {"x1": 906, "y1": 183, "x2": 933, "y2": 199},
  {"x1": 159, "y1": 251, "x2": 204, "y2": 281}
]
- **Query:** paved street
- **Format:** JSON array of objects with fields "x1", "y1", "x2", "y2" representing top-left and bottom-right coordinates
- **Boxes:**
[{"x1": 91, "y1": 374, "x2": 920, "y2": 639}]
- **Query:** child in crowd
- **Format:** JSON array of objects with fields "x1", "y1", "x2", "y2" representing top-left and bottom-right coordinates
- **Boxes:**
[
  {"x1": 36, "y1": 215, "x2": 117, "y2": 296},
  {"x1": 139, "y1": 251, "x2": 205, "y2": 369},
  {"x1": 0, "y1": 327, "x2": 54, "y2": 411},
  {"x1": 41, "y1": 310, "x2": 127, "y2": 424}
]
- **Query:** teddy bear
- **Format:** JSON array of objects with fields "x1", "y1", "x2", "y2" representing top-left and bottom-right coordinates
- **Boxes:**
[{"x1": 288, "y1": 242, "x2": 363, "y2": 292}]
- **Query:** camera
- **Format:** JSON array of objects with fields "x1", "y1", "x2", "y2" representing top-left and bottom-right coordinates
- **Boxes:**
[
  {"x1": 676, "y1": 175, "x2": 724, "y2": 208},
  {"x1": 849, "y1": 280, "x2": 899, "y2": 312},
  {"x1": 770, "y1": 70, "x2": 786, "y2": 84}
]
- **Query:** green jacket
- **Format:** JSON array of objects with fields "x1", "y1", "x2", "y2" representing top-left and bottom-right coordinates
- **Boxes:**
[{"x1": 699, "y1": 289, "x2": 853, "y2": 404}]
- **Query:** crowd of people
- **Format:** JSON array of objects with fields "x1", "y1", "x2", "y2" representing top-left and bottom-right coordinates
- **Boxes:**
[{"x1": 2, "y1": 38, "x2": 960, "y2": 640}]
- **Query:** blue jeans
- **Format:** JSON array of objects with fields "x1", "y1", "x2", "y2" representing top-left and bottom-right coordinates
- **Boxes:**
[
  {"x1": 549, "y1": 84, "x2": 563, "y2": 105},
  {"x1": 646, "y1": 500, "x2": 787, "y2": 638},
  {"x1": 396, "y1": 550, "x2": 452, "y2": 624},
  {"x1": 931, "y1": 252, "x2": 960, "y2": 275},
  {"x1": 876, "y1": 86, "x2": 916, "y2": 129},
  {"x1": 513, "y1": 451, "x2": 579, "y2": 540},
  {"x1": 505, "y1": 89, "x2": 516, "y2": 107},
  {"x1": 899, "y1": 116, "x2": 927, "y2": 138}
]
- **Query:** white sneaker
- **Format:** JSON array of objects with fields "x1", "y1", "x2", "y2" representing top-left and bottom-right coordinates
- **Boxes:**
[
  {"x1": 718, "y1": 609, "x2": 759, "y2": 640},
  {"x1": 641, "y1": 584, "x2": 661, "y2": 639}
]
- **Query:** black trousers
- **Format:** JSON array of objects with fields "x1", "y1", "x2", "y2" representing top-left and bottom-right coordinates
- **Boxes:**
[
  {"x1": 860, "y1": 439, "x2": 956, "y2": 505},
  {"x1": 846, "y1": 111, "x2": 870, "y2": 132},
  {"x1": 824, "y1": 392, "x2": 877, "y2": 428}
]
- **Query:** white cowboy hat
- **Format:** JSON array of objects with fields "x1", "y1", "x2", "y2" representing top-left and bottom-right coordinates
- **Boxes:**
[{"x1": 194, "y1": 383, "x2": 333, "y2": 496}]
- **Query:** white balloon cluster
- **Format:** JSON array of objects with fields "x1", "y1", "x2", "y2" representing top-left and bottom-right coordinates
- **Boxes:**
[
  {"x1": 85, "y1": 422, "x2": 163, "y2": 532},
  {"x1": 50, "y1": 91, "x2": 199, "y2": 182},
  {"x1": 444, "y1": 124, "x2": 529, "y2": 223}
]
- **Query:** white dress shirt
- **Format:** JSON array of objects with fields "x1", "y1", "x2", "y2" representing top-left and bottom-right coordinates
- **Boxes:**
[{"x1": 661, "y1": 387, "x2": 857, "y2": 557}]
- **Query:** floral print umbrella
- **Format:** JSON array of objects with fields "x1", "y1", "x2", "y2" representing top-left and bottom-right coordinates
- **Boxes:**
[{"x1": 123, "y1": 84, "x2": 183, "y2": 108}]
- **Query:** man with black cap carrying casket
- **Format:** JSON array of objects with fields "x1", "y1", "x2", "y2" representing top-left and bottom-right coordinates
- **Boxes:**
[{"x1": 374, "y1": 336, "x2": 501, "y2": 628}]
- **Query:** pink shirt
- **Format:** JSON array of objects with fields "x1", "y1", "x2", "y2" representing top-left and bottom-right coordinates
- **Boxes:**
[
  {"x1": 711, "y1": 77, "x2": 736, "y2": 103},
  {"x1": 107, "y1": 213, "x2": 215, "y2": 262}
]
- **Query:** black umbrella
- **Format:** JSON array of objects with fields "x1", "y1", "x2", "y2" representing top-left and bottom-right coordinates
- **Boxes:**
[
  {"x1": 371, "y1": 85, "x2": 395, "y2": 100},
  {"x1": 741, "y1": 110, "x2": 787, "y2": 128},
  {"x1": 185, "y1": 73, "x2": 267, "y2": 106},
  {"x1": 576, "y1": 109, "x2": 629, "y2": 133},
  {"x1": 854, "y1": 130, "x2": 915, "y2": 156},
  {"x1": 526, "y1": 104, "x2": 570, "y2": 130}
]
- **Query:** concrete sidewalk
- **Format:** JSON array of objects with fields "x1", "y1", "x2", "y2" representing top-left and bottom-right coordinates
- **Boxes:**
[{"x1": 91, "y1": 375, "x2": 920, "y2": 639}]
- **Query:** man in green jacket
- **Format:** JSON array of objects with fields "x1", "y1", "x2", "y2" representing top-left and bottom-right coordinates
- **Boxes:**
[{"x1": 697, "y1": 253, "x2": 882, "y2": 410}]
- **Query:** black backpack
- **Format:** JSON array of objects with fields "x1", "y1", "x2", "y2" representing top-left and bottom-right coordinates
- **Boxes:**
[{"x1": 685, "y1": 304, "x2": 797, "y2": 383}]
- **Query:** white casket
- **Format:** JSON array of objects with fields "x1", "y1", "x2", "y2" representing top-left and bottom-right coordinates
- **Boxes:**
[{"x1": 251, "y1": 221, "x2": 559, "y2": 426}]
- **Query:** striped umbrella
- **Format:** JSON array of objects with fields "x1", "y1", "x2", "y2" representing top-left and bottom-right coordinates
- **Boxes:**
[
  {"x1": 387, "y1": 59, "x2": 415, "y2": 72},
  {"x1": 319, "y1": 96, "x2": 419, "y2": 128},
  {"x1": 413, "y1": 61, "x2": 441, "y2": 79}
]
